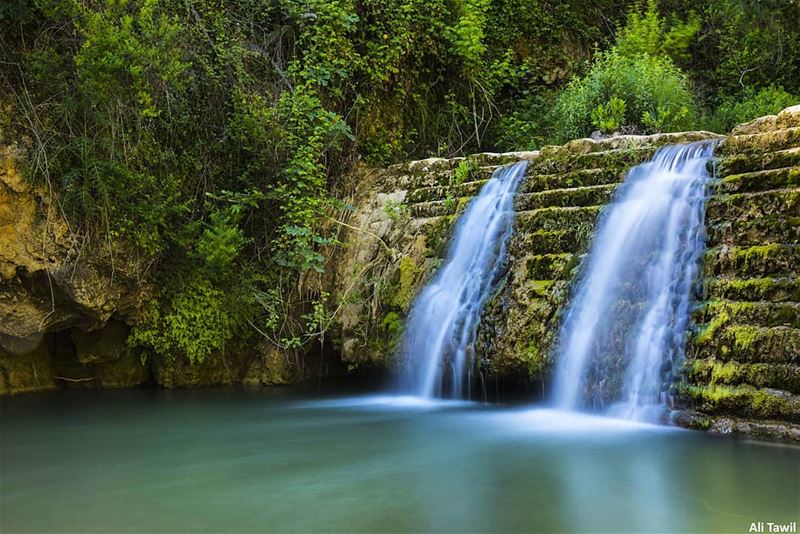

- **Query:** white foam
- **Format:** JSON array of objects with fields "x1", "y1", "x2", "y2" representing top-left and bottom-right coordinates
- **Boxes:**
[{"x1": 293, "y1": 395, "x2": 477, "y2": 411}]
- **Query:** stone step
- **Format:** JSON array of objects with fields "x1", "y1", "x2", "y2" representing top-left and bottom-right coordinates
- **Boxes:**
[
  {"x1": 522, "y1": 253, "x2": 577, "y2": 281},
  {"x1": 706, "y1": 188, "x2": 800, "y2": 224},
  {"x1": 716, "y1": 165, "x2": 800, "y2": 193},
  {"x1": 705, "y1": 276, "x2": 800, "y2": 303},
  {"x1": 532, "y1": 132, "x2": 717, "y2": 174},
  {"x1": 678, "y1": 383, "x2": 800, "y2": 423},
  {"x1": 692, "y1": 324, "x2": 800, "y2": 364},
  {"x1": 409, "y1": 198, "x2": 467, "y2": 218},
  {"x1": 671, "y1": 410, "x2": 800, "y2": 443},
  {"x1": 719, "y1": 126, "x2": 800, "y2": 156},
  {"x1": 514, "y1": 184, "x2": 616, "y2": 211},
  {"x1": 405, "y1": 179, "x2": 488, "y2": 204},
  {"x1": 527, "y1": 148, "x2": 652, "y2": 175},
  {"x1": 514, "y1": 205, "x2": 602, "y2": 233},
  {"x1": 510, "y1": 228, "x2": 590, "y2": 255},
  {"x1": 707, "y1": 216, "x2": 800, "y2": 247},
  {"x1": 688, "y1": 358, "x2": 800, "y2": 394},
  {"x1": 410, "y1": 181, "x2": 608, "y2": 217},
  {"x1": 704, "y1": 244, "x2": 800, "y2": 278},
  {"x1": 519, "y1": 168, "x2": 623, "y2": 193},
  {"x1": 392, "y1": 166, "x2": 497, "y2": 191},
  {"x1": 718, "y1": 147, "x2": 800, "y2": 176},
  {"x1": 695, "y1": 300, "x2": 800, "y2": 329}
]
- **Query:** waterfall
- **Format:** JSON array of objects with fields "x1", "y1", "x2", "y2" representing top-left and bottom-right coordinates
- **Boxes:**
[
  {"x1": 402, "y1": 161, "x2": 527, "y2": 399},
  {"x1": 552, "y1": 142, "x2": 715, "y2": 421}
]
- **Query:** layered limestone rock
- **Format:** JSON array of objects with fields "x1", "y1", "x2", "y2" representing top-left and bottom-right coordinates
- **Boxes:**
[
  {"x1": 0, "y1": 147, "x2": 155, "y2": 393},
  {"x1": 678, "y1": 105, "x2": 800, "y2": 442}
]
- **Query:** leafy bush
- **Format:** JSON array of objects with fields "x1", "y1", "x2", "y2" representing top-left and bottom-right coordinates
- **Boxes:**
[
  {"x1": 614, "y1": 0, "x2": 700, "y2": 64},
  {"x1": 591, "y1": 97, "x2": 627, "y2": 133},
  {"x1": 549, "y1": 51, "x2": 697, "y2": 142},
  {"x1": 707, "y1": 86, "x2": 799, "y2": 133}
]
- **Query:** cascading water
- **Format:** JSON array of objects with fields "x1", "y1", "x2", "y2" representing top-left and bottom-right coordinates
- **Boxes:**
[
  {"x1": 402, "y1": 161, "x2": 527, "y2": 399},
  {"x1": 552, "y1": 142, "x2": 715, "y2": 421}
]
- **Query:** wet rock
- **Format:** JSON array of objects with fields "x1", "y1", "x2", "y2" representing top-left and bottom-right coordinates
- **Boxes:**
[{"x1": 243, "y1": 343, "x2": 299, "y2": 386}]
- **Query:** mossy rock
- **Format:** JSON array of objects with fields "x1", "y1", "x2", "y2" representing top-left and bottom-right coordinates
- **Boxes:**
[
  {"x1": 706, "y1": 189, "x2": 800, "y2": 225},
  {"x1": 718, "y1": 147, "x2": 800, "y2": 176},
  {"x1": 524, "y1": 253, "x2": 575, "y2": 280},
  {"x1": 405, "y1": 180, "x2": 488, "y2": 204},
  {"x1": 385, "y1": 255, "x2": 424, "y2": 311},
  {"x1": 695, "y1": 300, "x2": 800, "y2": 329},
  {"x1": 0, "y1": 337, "x2": 57, "y2": 394},
  {"x1": 520, "y1": 167, "x2": 624, "y2": 192},
  {"x1": 678, "y1": 383, "x2": 800, "y2": 422},
  {"x1": 514, "y1": 184, "x2": 615, "y2": 211},
  {"x1": 671, "y1": 410, "x2": 800, "y2": 443},
  {"x1": 692, "y1": 323, "x2": 800, "y2": 364},
  {"x1": 705, "y1": 244, "x2": 800, "y2": 278},
  {"x1": 717, "y1": 166, "x2": 800, "y2": 194},
  {"x1": 510, "y1": 229, "x2": 590, "y2": 255},
  {"x1": 707, "y1": 216, "x2": 800, "y2": 247},
  {"x1": 775, "y1": 105, "x2": 800, "y2": 130},
  {"x1": 705, "y1": 276, "x2": 800, "y2": 303},
  {"x1": 242, "y1": 343, "x2": 301, "y2": 386},
  {"x1": 70, "y1": 320, "x2": 130, "y2": 364},
  {"x1": 688, "y1": 358, "x2": 800, "y2": 394},
  {"x1": 152, "y1": 351, "x2": 248, "y2": 388},
  {"x1": 719, "y1": 127, "x2": 800, "y2": 156},
  {"x1": 515, "y1": 206, "x2": 601, "y2": 233},
  {"x1": 92, "y1": 348, "x2": 149, "y2": 388}
]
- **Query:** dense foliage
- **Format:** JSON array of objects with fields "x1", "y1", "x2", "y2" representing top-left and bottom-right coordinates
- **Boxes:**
[{"x1": 1, "y1": 0, "x2": 798, "y2": 367}]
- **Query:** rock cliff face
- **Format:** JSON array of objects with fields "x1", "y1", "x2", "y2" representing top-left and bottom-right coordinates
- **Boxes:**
[{"x1": 0, "y1": 146, "x2": 152, "y2": 393}]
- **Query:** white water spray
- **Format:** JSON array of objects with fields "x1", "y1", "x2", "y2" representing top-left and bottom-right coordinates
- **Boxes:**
[
  {"x1": 552, "y1": 143, "x2": 715, "y2": 421},
  {"x1": 402, "y1": 161, "x2": 527, "y2": 398}
]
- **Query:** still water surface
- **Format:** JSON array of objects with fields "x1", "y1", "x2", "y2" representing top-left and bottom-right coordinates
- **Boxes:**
[{"x1": 2, "y1": 390, "x2": 798, "y2": 532}]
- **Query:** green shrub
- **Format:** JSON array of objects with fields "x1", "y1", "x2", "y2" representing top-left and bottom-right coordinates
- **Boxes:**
[
  {"x1": 591, "y1": 97, "x2": 627, "y2": 133},
  {"x1": 708, "y1": 86, "x2": 799, "y2": 133},
  {"x1": 130, "y1": 272, "x2": 245, "y2": 364},
  {"x1": 549, "y1": 51, "x2": 697, "y2": 142},
  {"x1": 614, "y1": 0, "x2": 700, "y2": 64}
]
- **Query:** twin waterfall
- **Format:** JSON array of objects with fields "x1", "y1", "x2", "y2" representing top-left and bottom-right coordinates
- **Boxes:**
[
  {"x1": 402, "y1": 162, "x2": 527, "y2": 398},
  {"x1": 402, "y1": 143, "x2": 715, "y2": 421}
]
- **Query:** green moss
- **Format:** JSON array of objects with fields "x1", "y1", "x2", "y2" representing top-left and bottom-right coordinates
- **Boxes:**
[
  {"x1": 707, "y1": 277, "x2": 800, "y2": 302},
  {"x1": 523, "y1": 339, "x2": 547, "y2": 378},
  {"x1": 707, "y1": 244, "x2": 800, "y2": 278},
  {"x1": 694, "y1": 310, "x2": 730, "y2": 345},
  {"x1": 530, "y1": 279, "x2": 557, "y2": 297},
  {"x1": 702, "y1": 300, "x2": 800, "y2": 329},
  {"x1": 731, "y1": 325, "x2": 761, "y2": 350},
  {"x1": 681, "y1": 383, "x2": 799, "y2": 421},
  {"x1": 525, "y1": 253, "x2": 574, "y2": 280},
  {"x1": 718, "y1": 167, "x2": 800, "y2": 194},
  {"x1": 515, "y1": 206, "x2": 601, "y2": 233},
  {"x1": 731, "y1": 243, "x2": 781, "y2": 263},
  {"x1": 392, "y1": 256, "x2": 422, "y2": 310}
]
